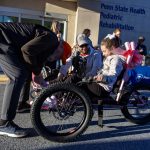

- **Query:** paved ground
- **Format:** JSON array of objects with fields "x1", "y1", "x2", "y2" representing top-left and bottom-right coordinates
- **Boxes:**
[
  {"x1": 0, "y1": 73, "x2": 8, "y2": 83},
  {"x1": 0, "y1": 84, "x2": 150, "y2": 150}
]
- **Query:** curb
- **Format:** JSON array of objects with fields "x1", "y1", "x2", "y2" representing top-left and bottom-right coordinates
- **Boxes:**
[{"x1": 0, "y1": 74, "x2": 8, "y2": 83}]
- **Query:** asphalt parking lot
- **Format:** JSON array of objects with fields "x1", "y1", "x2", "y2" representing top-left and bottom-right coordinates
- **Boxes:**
[{"x1": 0, "y1": 83, "x2": 150, "y2": 150}]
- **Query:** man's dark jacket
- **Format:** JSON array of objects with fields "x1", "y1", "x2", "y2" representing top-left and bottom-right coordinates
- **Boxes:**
[{"x1": 0, "y1": 22, "x2": 59, "y2": 75}]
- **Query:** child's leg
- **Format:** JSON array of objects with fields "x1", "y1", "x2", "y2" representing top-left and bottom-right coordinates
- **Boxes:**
[{"x1": 87, "y1": 83, "x2": 109, "y2": 97}]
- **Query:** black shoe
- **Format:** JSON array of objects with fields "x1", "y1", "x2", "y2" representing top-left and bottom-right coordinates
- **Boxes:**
[
  {"x1": 0, "y1": 121, "x2": 28, "y2": 138},
  {"x1": 16, "y1": 102, "x2": 31, "y2": 113}
]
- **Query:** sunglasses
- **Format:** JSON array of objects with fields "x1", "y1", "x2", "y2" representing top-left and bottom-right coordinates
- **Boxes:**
[{"x1": 79, "y1": 44, "x2": 88, "y2": 48}]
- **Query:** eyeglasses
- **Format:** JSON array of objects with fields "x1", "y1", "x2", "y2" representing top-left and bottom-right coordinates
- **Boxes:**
[{"x1": 79, "y1": 44, "x2": 88, "y2": 48}]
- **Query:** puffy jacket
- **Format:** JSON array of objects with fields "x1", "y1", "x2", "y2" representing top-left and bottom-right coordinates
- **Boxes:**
[{"x1": 98, "y1": 55, "x2": 125, "y2": 92}]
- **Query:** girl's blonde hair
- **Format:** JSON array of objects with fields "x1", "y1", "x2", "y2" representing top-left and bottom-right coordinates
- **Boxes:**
[{"x1": 51, "y1": 21, "x2": 60, "y2": 34}]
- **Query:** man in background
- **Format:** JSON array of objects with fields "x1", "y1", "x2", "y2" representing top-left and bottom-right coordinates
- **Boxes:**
[{"x1": 136, "y1": 36, "x2": 147, "y2": 65}]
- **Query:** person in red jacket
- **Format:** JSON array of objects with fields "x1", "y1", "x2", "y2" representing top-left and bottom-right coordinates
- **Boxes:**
[
  {"x1": 0, "y1": 22, "x2": 63, "y2": 138},
  {"x1": 60, "y1": 41, "x2": 72, "y2": 65}
]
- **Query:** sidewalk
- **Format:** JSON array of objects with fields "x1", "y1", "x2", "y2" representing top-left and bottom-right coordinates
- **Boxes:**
[{"x1": 0, "y1": 73, "x2": 8, "y2": 83}]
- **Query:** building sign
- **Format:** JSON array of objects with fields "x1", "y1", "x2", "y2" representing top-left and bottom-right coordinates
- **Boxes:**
[{"x1": 99, "y1": 0, "x2": 150, "y2": 52}]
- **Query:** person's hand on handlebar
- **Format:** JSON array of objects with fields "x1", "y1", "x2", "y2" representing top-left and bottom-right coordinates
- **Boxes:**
[
  {"x1": 57, "y1": 73, "x2": 64, "y2": 80},
  {"x1": 32, "y1": 73, "x2": 47, "y2": 88}
]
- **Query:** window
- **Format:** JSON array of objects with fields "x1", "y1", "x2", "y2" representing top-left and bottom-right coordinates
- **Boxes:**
[
  {"x1": 44, "y1": 20, "x2": 52, "y2": 29},
  {"x1": 0, "y1": 16, "x2": 18, "y2": 22},
  {"x1": 21, "y1": 18, "x2": 42, "y2": 25}
]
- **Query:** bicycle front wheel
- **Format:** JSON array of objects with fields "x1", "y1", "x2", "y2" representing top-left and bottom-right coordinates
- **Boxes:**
[{"x1": 31, "y1": 82, "x2": 93, "y2": 142}]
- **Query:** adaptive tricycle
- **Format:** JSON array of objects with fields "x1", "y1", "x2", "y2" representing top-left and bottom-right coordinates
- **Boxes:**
[{"x1": 30, "y1": 42, "x2": 150, "y2": 142}]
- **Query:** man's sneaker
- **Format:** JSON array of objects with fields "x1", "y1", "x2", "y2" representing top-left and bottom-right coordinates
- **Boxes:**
[
  {"x1": 0, "y1": 121, "x2": 28, "y2": 138},
  {"x1": 16, "y1": 102, "x2": 31, "y2": 113}
]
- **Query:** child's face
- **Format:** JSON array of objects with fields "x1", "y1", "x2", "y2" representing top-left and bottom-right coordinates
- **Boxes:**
[
  {"x1": 115, "y1": 31, "x2": 121, "y2": 38},
  {"x1": 101, "y1": 45, "x2": 113, "y2": 57}
]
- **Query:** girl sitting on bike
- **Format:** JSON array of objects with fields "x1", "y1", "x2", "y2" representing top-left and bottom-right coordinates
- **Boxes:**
[{"x1": 87, "y1": 35, "x2": 126, "y2": 97}]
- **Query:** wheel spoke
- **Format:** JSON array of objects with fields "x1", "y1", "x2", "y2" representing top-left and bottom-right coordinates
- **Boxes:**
[
  {"x1": 39, "y1": 90, "x2": 86, "y2": 134},
  {"x1": 31, "y1": 83, "x2": 92, "y2": 142}
]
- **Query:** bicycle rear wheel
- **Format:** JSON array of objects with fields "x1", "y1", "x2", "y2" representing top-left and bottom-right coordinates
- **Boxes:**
[
  {"x1": 121, "y1": 87, "x2": 150, "y2": 124},
  {"x1": 31, "y1": 82, "x2": 93, "y2": 142}
]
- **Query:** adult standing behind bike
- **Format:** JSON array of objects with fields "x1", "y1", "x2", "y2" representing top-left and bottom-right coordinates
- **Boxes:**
[
  {"x1": 48, "y1": 20, "x2": 62, "y2": 69},
  {"x1": 0, "y1": 22, "x2": 63, "y2": 138},
  {"x1": 57, "y1": 35, "x2": 103, "y2": 82},
  {"x1": 82, "y1": 28, "x2": 93, "y2": 48},
  {"x1": 48, "y1": 21, "x2": 71, "y2": 68},
  {"x1": 136, "y1": 36, "x2": 147, "y2": 65}
]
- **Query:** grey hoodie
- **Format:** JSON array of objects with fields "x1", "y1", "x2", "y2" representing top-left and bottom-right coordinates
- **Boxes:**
[{"x1": 98, "y1": 55, "x2": 125, "y2": 92}]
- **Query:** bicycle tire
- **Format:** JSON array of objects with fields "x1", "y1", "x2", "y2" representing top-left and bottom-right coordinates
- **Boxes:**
[
  {"x1": 31, "y1": 82, "x2": 93, "y2": 142},
  {"x1": 121, "y1": 86, "x2": 150, "y2": 124}
]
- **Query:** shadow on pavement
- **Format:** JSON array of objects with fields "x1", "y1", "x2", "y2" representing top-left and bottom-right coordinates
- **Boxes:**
[
  {"x1": 38, "y1": 138, "x2": 150, "y2": 150},
  {"x1": 77, "y1": 123, "x2": 150, "y2": 142},
  {"x1": 26, "y1": 127, "x2": 39, "y2": 138},
  {"x1": 28, "y1": 115, "x2": 150, "y2": 140}
]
